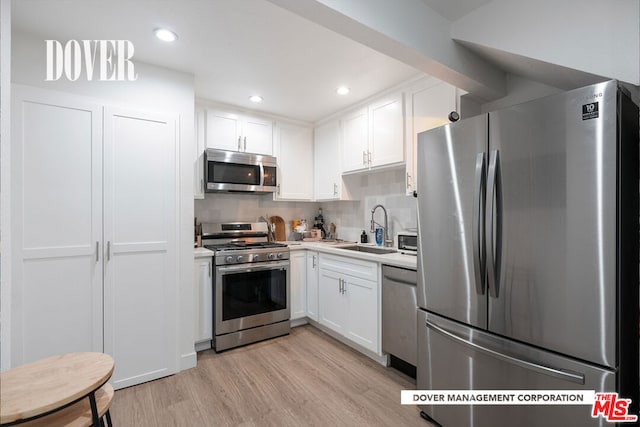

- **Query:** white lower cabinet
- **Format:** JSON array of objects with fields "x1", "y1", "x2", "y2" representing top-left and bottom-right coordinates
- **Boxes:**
[
  {"x1": 318, "y1": 254, "x2": 379, "y2": 354},
  {"x1": 290, "y1": 251, "x2": 307, "y2": 320},
  {"x1": 11, "y1": 85, "x2": 178, "y2": 389},
  {"x1": 194, "y1": 256, "x2": 213, "y2": 343},
  {"x1": 305, "y1": 251, "x2": 319, "y2": 321}
]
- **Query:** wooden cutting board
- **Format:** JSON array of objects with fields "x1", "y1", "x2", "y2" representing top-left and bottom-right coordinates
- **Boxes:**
[{"x1": 269, "y1": 216, "x2": 286, "y2": 242}]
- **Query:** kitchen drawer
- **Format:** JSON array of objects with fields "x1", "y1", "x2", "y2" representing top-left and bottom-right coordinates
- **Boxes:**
[{"x1": 319, "y1": 253, "x2": 377, "y2": 282}]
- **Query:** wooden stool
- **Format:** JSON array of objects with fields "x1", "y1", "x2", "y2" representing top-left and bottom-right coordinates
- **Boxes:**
[{"x1": 18, "y1": 383, "x2": 114, "y2": 427}]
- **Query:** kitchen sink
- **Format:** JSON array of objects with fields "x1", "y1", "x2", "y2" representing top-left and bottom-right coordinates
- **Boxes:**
[{"x1": 341, "y1": 245, "x2": 397, "y2": 254}]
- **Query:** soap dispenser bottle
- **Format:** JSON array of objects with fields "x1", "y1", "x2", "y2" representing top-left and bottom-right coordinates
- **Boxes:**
[{"x1": 360, "y1": 230, "x2": 368, "y2": 243}]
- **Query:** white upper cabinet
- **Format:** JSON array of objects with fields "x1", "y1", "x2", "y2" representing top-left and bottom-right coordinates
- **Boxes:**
[
  {"x1": 314, "y1": 119, "x2": 344, "y2": 200},
  {"x1": 275, "y1": 122, "x2": 314, "y2": 201},
  {"x1": 341, "y1": 108, "x2": 369, "y2": 172},
  {"x1": 341, "y1": 92, "x2": 404, "y2": 173},
  {"x1": 369, "y1": 93, "x2": 404, "y2": 168},
  {"x1": 404, "y1": 79, "x2": 457, "y2": 195},
  {"x1": 205, "y1": 109, "x2": 273, "y2": 155}
]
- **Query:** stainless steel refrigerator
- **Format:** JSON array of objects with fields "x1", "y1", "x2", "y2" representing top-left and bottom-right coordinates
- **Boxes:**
[{"x1": 416, "y1": 80, "x2": 639, "y2": 427}]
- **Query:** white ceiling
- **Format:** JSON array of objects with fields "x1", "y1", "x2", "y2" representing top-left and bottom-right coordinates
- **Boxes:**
[
  {"x1": 419, "y1": 0, "x2": 492, "y2": 21},
  {"x1": 11, "y1": 0, "x2": 426, "y2": 123}
]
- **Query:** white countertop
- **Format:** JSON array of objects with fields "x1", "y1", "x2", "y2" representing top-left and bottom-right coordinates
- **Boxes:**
[
  {"x1": 282, "y1": 240, "x2": 417, "y2": 270},
  {"x1": 194, "y1": 241, "x2": 417, "y2": 270},
  {"x1": 194, "y1": 247, "x2": 214, "y2": 258}
]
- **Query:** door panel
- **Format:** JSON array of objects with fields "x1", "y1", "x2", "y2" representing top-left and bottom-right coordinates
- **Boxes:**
[
  {"x1": 417, "y1": 114, "x2": 488, "y2": 328},
  {"x1": 418, "y1": 311, "x2": 614, "y2": 427},
  {"x1": 103, "y1": 108, "x2": 177, "y2": 389},
  {"x1": 12, "y1": 86, "x2": 103, "y2": 364},
  {"x1": 488, "y1": 81, "x2": 618, "y2": 367}
]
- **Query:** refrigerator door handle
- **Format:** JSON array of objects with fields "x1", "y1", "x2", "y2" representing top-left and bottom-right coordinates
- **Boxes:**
[
  {"x1": 486, "y1": 149, "x2": 502, "y2": 298},
  {"x1": 472, "y1": 152, "x2": 486, "y2": 295},
  {"x1": 426, "y1": 320, "x2": 585, "y2": 385}
]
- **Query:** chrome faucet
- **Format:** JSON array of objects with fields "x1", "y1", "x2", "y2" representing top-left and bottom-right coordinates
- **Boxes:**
[{"x1": 370, "y1": 204, "x2": 393, "y2": 247}]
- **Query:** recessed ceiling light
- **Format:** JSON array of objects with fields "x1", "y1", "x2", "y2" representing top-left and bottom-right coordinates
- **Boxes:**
[
  {"x1": 154, "y1": 28, "x2": 178, "y2": 42},
  {"x1": 249, "y1": 95, "x2": 263, "y2": 103},
  {"x1": 336, "y1": 86, "x2": 350, "y2": 95}
]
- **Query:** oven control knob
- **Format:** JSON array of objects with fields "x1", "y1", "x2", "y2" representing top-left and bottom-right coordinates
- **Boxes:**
[
  {"x1": 277, "y1": 252, "x2": 284, "y2": 259},
  {"x1": 236, "y1": 255, "x2": 244, "y2": 263},
  {"x1": 225, "y1": 256, "x2": 234, "y2": 263},
  {"x1": 252, "y1": 254, "x2": 260, "y2": 261},
  {"x1": 268, "y1": 253, "x2": 276, "y2": 260}
]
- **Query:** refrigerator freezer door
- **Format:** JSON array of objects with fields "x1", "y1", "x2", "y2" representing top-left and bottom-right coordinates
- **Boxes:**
[
  {"x1": 487, "y1": 81, "x2": 618, "y2": 367},
  {"x1": 418, "y1": 310, "x2": 615, "y2": 427},
  {"x1": 417, "y1": 114, "x2": 488, "y2": 329}
]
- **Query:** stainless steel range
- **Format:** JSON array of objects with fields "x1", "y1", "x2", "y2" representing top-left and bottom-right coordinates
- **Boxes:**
[{"x1": 203, "y1": 222, "x2": 290, "y2": 351}]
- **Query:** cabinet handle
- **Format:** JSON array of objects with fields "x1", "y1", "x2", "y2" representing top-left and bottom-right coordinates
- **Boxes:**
[
  {"x1": 237, "y1": 136, "x2": 241, "y2": 151},
  {"x1": 201, "y1": 178, "x2": 204, "y2": 192},
  {"x1": 312, "y1": 255, "x2": 316, "y2": 268},
  {"x1": 95, "y1": 241, "x2": 99, "y2": 262},
  {"x1": 244, "y1": 137, "x2": 247, "y2": 151},
  {"x1": 363, "y1": 151, "x2": 367, "y2": 166},
  {"x1": 277, "y1": 184, "x2": 281, "y2": 196},
  {"x1": 106, "y1": 241, "x2": 111, "y2": 261},
  {"x1": 338, "y1": 278, "x2": 342, "y2": 293},
  {"x1": 208, "y1": 262, "x2": 211, "y2": 277},
  {"x1": 406, "y1": 172, "x2": 412, "y2": 189},
  {"x1": 333, "y1": 183, "x2": 338, "y2": 196},
  {"x1": 367, "y1": 150, "x2": 372, "y2": 165}
]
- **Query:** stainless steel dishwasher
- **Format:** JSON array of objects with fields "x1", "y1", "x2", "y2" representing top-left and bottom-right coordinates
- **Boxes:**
[{"x1": 382, "y1": 265, "x2": 417, "y2": 370}]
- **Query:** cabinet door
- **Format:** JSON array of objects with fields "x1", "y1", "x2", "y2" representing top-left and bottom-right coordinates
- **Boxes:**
[
  {"x1": 406, "y1": 81, "x2": 456, "y2": 194},
  {"x1": 314, "y1": 120, "x2": 342, "y2": 200},
  {"x1": 341, "y1": 108, "x2": 369, "y2": 173},
  {"x1": 290, "y1": 251, "x2": 307, "y2": 320},
  {"x1": 306, "y1": 251, "x2": 319, "y2": 321},
  {"x1": 318, "y1": 268, "x2": 348, "y2": 334},
  {"x1": 103, "y1": 107, "x2": 178, "y2": 389},
  {"x1": 242, "y1": 116, "x2": 273, "y2": 155},
  {"x1": 276, "y1": 123, "x2": 313, "y2": 200},
  {"x1": 345, "y1": 276, "x2": 379, "y2": 353},
  {"x1": 369, "y1": 93, "x2": 404, "y2": 168},
  {"x1": 11, "y1": 85, "x2": 104, "y2": 365},
  {"x1": 194, "y1": 107, "x2": 205, "y2": 199},
  {"x1": 194, "y1": 257, "x2": 213, "y2": 342},
  {"x1": 206, "y1": 109, "x2": 242, "y2": 151}
]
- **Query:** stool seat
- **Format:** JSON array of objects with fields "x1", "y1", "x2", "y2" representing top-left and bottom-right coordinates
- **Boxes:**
[{"x1": 18, "y1": 383, "x2": 114, "y2": 427}]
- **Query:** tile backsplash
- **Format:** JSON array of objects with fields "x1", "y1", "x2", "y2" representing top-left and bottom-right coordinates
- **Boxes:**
[{"x1": 194, "y1": 167, "x2": 416, "y2": 244}]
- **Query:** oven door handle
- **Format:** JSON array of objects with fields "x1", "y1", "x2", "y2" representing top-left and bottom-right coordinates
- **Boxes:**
[{"x1": 217, "y1": 261, "x2": 289, "y2": 274}]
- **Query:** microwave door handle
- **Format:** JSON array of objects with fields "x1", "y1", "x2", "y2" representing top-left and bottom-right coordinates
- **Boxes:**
[{"x1": 259, "y1": 163, "x2": 265, "y2": 186}]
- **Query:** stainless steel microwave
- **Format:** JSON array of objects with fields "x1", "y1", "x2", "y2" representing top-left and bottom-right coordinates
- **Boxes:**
[{"x1": 204, "y1": 148, "x2": 277, "y2": 193}]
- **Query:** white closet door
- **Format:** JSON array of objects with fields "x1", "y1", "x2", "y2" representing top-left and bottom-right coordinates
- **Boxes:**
[
  {"x1": 103, "y1": 107, "x2": 178, "y2": 389},
  {"x1": 11, "y1": 85, "x2": 103, "y2": 364}
]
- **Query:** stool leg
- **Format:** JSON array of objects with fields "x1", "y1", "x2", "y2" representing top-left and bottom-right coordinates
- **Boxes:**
[
  {"x1": 89, "y1": 392, "x2": 100, "y2": 427},
  {"x1": 105, "y1": 409, "x2": 113, "y2": 427}
]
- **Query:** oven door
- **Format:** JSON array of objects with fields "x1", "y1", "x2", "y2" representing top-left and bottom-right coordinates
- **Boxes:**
[{"x1": 214, "y1": 260, "x2": 290, "y2": 335}]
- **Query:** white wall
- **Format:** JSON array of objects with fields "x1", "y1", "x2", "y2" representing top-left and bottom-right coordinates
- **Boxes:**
[
  {"x1": 195, "y1": 195, "x2": 319, "y2": 241},
  {"x1": 0, "y1": 0, "x2": 12, "y2": 372},
  {"x1": 480, "y1": 74, "x2": 563, "y2": 113},
  {"x1": 453, "y1": 0, "x2": 640, "y2": 86},
  {"x1": 10, "y1": 31, "x2": 197, "y2": 370},
  {"x1": 322, "y1": 169, "x2": 417, "y2": 243}
]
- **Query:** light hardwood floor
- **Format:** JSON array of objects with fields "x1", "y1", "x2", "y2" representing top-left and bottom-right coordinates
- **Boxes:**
[{"x1": 110, "y1": 325, "x2": 434, "y2": 426}]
